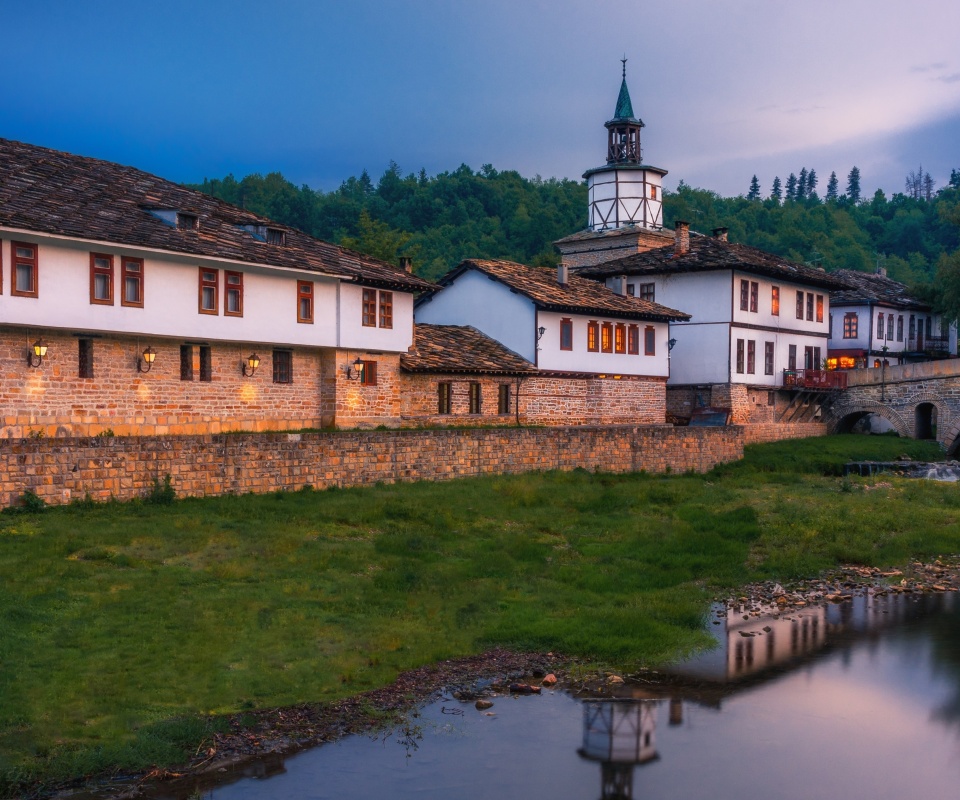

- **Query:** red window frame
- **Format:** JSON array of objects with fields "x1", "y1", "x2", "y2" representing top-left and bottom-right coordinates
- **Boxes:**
[
  {"x1": 379, "y1": 290, "x2": 393, "y2": 329},
  {"x1": 199, "y1": 268, "x2": 219, "y2": 314},
  {"x1": 587, "y1": 321, "x2": 599, "y2": 352},
  {"x1": 771, "y1": 286, "x2": 780, "y2": 316},
  {"x1": 560, "y1": 318, "x2": 573, "y2": 351},
  {"x1": 224, "y1": 271, "x2": 243, "y2": 317},
  {"x1": 627, "y1": 324, "x2": 639, "y2": 355},
  {"x1": 12, "y1": 241, "x2": 38, "y2": 298},
  {"x1": 297, "y1": 280, "x2": 314, "y2": 323},
  {"x1": 816, "y1": 294, "x2": 824, "y2": 323},
  {"x1": 615, "y1": 323, "x2": 626, "y2": 354},
  {"x1": 362, "y1": 288, "x2": 377, "y2": 327},
  {"x1": 601, "y1": 323, "x2": 613, "y2": 353},
  {"x1": 644, "y1": 326, "x2": 656, "y2": 356},
  {"x1": 740, "y1": 279, "x2": 749, "y2": 311},
  {"x1": 361, "y1": 360, "x2": 378, "y2": 386},
  {"x1": 806, "y1": 293, "x2": 814, "y2": 321},
  {"x1": 121, "y1": 257, "x2": 144, "y2": 307},
  {"x1": 89, "y1": 253, "x2": 114, "y2": 305}
]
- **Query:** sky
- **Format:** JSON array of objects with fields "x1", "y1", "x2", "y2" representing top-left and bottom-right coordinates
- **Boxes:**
[{"x1": 2, "y1": 0, "x2": 959, "y2": 201}]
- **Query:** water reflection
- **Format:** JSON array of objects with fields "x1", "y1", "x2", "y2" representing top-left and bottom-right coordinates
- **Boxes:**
[{"x1": 578, "y1": 700, "x2": 658, "y2": 799}]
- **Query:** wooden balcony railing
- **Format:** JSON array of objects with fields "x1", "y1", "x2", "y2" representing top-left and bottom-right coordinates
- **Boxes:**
[{"x1": 782, "y1": 369, "x2": 848, "y2": 390}]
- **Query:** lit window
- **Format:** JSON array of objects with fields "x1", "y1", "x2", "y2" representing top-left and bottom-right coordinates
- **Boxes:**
[
  {"x1": 560, "y1": 318, "x2": 573, "y2": 350},
  {"x1": 843, "y1": 312, "x2": 858, "y2": 339},
  {"x1": 362, "y1": 289, "x2": 377, "y2": 327},
  {"x1": 225, "y1": 271, "x2": 243, "y2": 317},
  {"x1": 771, "y1": 286, "x2": 780, "y2": 316},
  {"x1": 12, "y1": 241, "x2": 38, "y2": 297},
  {"x1": 297, "y1": 281, "x2": 314, "y2": 323},
  {"x1": 587, "y1": 321, "x2": 599, "y2": 352},
  {"x1": 601, "y1": 323, "x2": 613, "y2": 353},
  {"x1": 199, "y1": 268, "x2": 218, "y2": 314},
  {"x1": 816, "y1": 295, "x2": 824, "y2": 323},
  {"x1": 379, "y1": 291, "x2": 393, "y2": 329},
  {"x1": 90, "y1": 253, "x2": 113, "y2": 305},
  {"x1": 615, "y1": 323, "x2": 626, "y2": 354},
  {"x1": 122, "y1": 258, "x2": 144, "y2": 307}
]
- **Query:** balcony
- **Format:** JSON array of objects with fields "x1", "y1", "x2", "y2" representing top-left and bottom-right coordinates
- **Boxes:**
[
  {"x1": 907, "y1": 335, "x2": 950, "y2": 354},
  {"x1": 783, "y1": 369, "x2": 848, "y2": 390}
]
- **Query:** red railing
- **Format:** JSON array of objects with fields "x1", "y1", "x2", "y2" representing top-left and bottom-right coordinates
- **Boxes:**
[{"x1": 782, "y1": 369, "x2": 848, "y2": 390}]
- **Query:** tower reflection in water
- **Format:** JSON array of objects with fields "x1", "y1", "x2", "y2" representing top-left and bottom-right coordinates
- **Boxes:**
[{"x1": 577, "y1": 699, "x2": 660, "y2": 800}]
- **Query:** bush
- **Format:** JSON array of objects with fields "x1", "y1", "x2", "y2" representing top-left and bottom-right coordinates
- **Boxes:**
[{"x1": 145, "y1": 475, "x2": 176, "y2": 505}]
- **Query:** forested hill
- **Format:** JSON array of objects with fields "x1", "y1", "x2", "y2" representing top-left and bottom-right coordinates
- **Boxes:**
[{"x1": 188, "y1": 164, "x2": 960, "y2": 294}]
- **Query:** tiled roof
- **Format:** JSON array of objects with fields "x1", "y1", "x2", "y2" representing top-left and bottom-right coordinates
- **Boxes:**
[
  {"x1": 576, "y1": 235, "x2": 847, "y2": 290},
  {"x1": 830, "y1": 269, "x2": 931, "y2": 311},
  {"x1": 432, "y1": 258, "x2": 690, "y2": 322},
  {"x1": 554, "y1": 225, "x2": 673, "y2": 246},
  {"x1": 401, "y1": 325, "x2": 537, "y2": 375},
  {"x1": 0, "y1": 138, "x2": 433, "y2": 292}
]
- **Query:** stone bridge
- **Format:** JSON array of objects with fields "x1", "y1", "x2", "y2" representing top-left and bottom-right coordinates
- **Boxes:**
[{"x1": 822, "y1": 359, "x2": 960, "y2": 453}]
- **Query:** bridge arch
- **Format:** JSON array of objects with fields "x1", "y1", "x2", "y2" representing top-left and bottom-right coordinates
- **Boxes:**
[{"x1": 827, "y1": 401, "x2": 911, "y2": 438}]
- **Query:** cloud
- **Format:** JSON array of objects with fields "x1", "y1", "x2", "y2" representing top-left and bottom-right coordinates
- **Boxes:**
[
  {"x1": 937, "y1": 73, "x2": 960, "y2": 84},
  {"x1": 911, "y1": 62, "x2": 947, "y2": 73}
]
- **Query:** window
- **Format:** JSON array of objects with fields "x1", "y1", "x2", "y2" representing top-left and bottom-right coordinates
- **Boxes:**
[
  {"x1": 788, "y1": 344, "x2": 797, "y2": 370},
  {"x1": 816, "y1": 295, "x2": 824, "y2": 323},
  {"x1": 887, "y1": 313, "x2": 894, "y2": 341},
  {"x1": 78, "y1": 339, "x2": 94, "y2": 378},
  {"x1": 764, "y1": 342, "x2": 774, "y2": 375},
  {"x1": 626, "y1": 284, "x2": 635, "y2": 296},
  {"x1": 90, "y1": 253, "x2": 113, "y2": 304},
  {"x1": 843, "y1": 312, "x2": 858, "y2": 339},
  {"x1": 747, "y1": 340, "x2": 756, "y2": 374},
  {"x1": 926, "y1": 317, "x2": 933, "y2": 338},
  {"x1": 560, "y1": 318, "x2": 573, "y2": 350},
  {"x1": 897, "y1": 315, "x2": 904, "y2": 342},
  {"x1": 199, "y1": 346, "x2": 212, "y2": 382},
  {"x1": 796, "y1": 291, "x2": 804, "y2": 320},
  {"x1": 650, "y1": 185, "x2": 657, "y2": 199},
  {"x1": 806, "y1": 293, "x2": 814, "y2": 321},
  {"x1": 177, "y1": 212, "x2": 197, "y2": 231},
  {"x1": 587, "y1": 321, "x2": 599, "y2": 352},
  {"x1": 498, "y1": 384, "x2": 511, "y2": 415},
  {"x1": 877, "y1": 314, "x2": 884, "y2": 340},
  {"x1": 297, "y1": 281, "x2": 314, "y2": 323},
  {"x1": 224, "y1": 271, "x2": 243, "y2": 316},
  {"x1": 601, "y1": 323, "x2": 613, "y2": 353},
  {"x1": 12, "y1": 241, "x2": 38, "y2": 297},
  {"x1": 771, "y1": 286, "x2": 780, "y2": 316},
  {"x1": 814, "y1": 346, "x2": 822, "y2": 368},
  {"x1": 736, "y1": 339, "x2": 745, "y2": 374},
  {"x1": 804, "y1": 346, "x2": 815, "y2": 370},
  {"x1": 362, "y1": 289, "x2": 377, "y2": 327},
  {"x1": 644, "y1": 326, "x2": 656, "y2": 356},
  {"x1": 379, "y1": 291, "x2": 393, "y2": 329},
  {"x1": 361, "y1": 360, "x2": 377, "y2": 386},
  {"x1": 438, "y1": 382, "x2": 452, "y2": 414},
  {"x1": 122, "y1": 258, "x2": 144, "y2": 307},
  {"x1": 627, "y1": 324, "x2": 639, "y2": 355},
  {"x1": 272, "y1": 350, "x2": 292, "y2": 384},
  {"x1": 615, "y1": 323, "x2": 626, "y2": 354},
  {"x1": 639, "y1": 283, "x2": 655, "y2": 301},
  {"x1": 740, "y1": 279, "x2": 749, "y2": 311},
  {"x1": 469, "y1": 382, "x2": 482, "y2": 414},
  {"x1": 180, "y1": 345, "x2": 194, "y2": 380},
  {"x1": 909, "y1": 315, "x2": 916, "y2": 339},
  {"x1": 199, "y1": 268, "x2": 218, "y2": 314},
  {"x1": 750, "y1": 281, "x2": 758, "y2": 313},
  {"x1": 266, "y1": 228, "x2": 285, "y2": 245}
]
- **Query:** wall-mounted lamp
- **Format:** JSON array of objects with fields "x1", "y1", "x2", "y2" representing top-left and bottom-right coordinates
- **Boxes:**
[
  {"x1": 27, "y1": 338, "x2": 48, "y2": 368},
  {"x1": 668, "y1": 338, "x2": 678, "y2": 351},
  {"x1": 345, "y1": 357, "x2": 365, "y2": 381},
  {"x1": 537, "y1": 326, "x2": 546, "y2": 340},
  {"x1": 137, "y1": 346, "x2": 157, "y2": 373},
  {"x1": 242, "y1": 353, "x2": 261, "y2": 377}
]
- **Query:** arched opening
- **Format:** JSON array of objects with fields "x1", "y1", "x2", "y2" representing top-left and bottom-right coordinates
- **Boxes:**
[
  {"x1": 915, "y1": 403, "x2": 937, "y2": 440},
  {"x1": 834, "y1": 411, "x2": 900, "y2": 436}
]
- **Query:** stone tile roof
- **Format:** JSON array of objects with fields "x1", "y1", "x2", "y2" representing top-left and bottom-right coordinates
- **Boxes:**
[
  {"x1": 830, "y1": 269, "x2": 931, "y2": 311},
  {"x1": 0, "y1": 138, "x2": 433, "y2": 292},
  {"x1": 554, "y1": 225, "x2": 673, "y2": 246},
  {"x1": 576, "y1": 235, "x2": 847, "y2": 290},
  {"x1": 433, "y1": 258, "x2": 690, "y2": 322},
  {"x1": 401, "y1": 325, "x2": 537, "y2": 375}
]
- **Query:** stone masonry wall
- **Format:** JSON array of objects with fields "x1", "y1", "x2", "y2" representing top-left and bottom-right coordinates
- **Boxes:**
[
  {"x1": 742, "y1": 423, "x2": 827, "y2": 444},
  {"x1": 0, "y1": 425, "x2": 744, "y2": 509}
]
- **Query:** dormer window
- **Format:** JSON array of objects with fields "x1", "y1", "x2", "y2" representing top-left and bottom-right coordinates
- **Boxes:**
[
  {"x1": 266, "y1": 228, "x2": 285, "y2": 245},
  {"x1": 177, "y1": 212, "x2": 198, "y2": 232},
  {"x1": 238, "y1": 224, "x2": 285, "y2": 245}
]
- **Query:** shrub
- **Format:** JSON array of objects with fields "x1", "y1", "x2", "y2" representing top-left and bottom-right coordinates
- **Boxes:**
[{"x1": 145, "y1": 475, "x2": 176, "y2": 505}]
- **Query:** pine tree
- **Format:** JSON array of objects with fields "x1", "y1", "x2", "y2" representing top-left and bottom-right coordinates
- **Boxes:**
[
  {"x1": 747, "y1": 175, "x2": 761, "y2": 201},
  {"x1": 951, "y1": 168, "x2": 960, "y2": 189},
  {"x1": 785, "y1": 173, "x2": 798, "y2": 201},
  {"x1": 826, "y1": 171, "x2": 839, "y2": 201},
  {"x1": 770, "y1": 176, "x2": 782, "y2": 203},
  {"x1": 797, "y1": 168, "x2": 808, "y2": 199},
  {"x1": 846, "y1": 166, "x2": 861, "y2": 204},
  {"x1": 807, "y1": 169, "x2": 818, "y2": 195}
]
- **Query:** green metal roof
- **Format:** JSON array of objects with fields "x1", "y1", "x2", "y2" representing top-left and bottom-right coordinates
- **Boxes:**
[{"x1": 614, "y1": 77, "x2": 634, "y2": 120}]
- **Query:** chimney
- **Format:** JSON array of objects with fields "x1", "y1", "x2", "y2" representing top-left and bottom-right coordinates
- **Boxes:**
[
  {"x1": 877, "y1": 265, "x2": 887, "y2": 278},
  {"x1": 613, "y1": 275, "x2": 627, "y2": 296},
  {"x1": 398, "y1": 256, "x2": 413, "y2": 273},
  {"x1": 558, "y1": 263, "x2": 569, "y2": 286},
  {"x1": 712, "y1": 227, "x2": 728, "y2": 242},
  {"x1": 674, "y1": 220, "x2": 690, "y2": 256}
]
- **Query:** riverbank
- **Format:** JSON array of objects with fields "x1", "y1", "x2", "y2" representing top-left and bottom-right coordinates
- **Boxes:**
[{"x1": 2, "y1": 435, "x2": 955, "y2": 797}]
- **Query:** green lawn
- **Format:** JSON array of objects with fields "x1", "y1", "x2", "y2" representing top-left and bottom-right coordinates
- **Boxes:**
[{"x1": 0, "y1": 434, "x2": 954, "y2": 793}]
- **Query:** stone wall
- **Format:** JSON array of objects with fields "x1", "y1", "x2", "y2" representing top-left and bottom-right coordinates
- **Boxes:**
[
  {"x1": 0, "y1": 425, "x2": 744, "y2": 509},
  {"x1": 742, "y1": 423, "x2": 827, "y2": 444}
]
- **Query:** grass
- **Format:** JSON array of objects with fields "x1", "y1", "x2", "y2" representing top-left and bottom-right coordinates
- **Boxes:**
[{"x1": 0, "y1": 434, "x2": 953, "y2": 794}]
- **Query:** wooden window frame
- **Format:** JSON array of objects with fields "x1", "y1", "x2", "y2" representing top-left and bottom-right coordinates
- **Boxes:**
[
  {"x1": 12, "y1": 241, "x2": 38, "y2": 298},
  {"x1": 121, "y1": 257, "x2": 144, "y2": 308},
  {"x1": 272, "y1": 350, "x2": 293, "y2": 384},
  {"x1": 199, "y1": 268, "x2": 219, "y2": 314},
  {"x1": 764, "y1": 341, "x2": 774, "y2": 375},
  {"x1": 468, "y1": 382, "x2": 482, "y2": 414},
  {"x1": 877, "y1": 313, "x2": 884, "y2": 340},
  {"x1": 199, "y1": 346, "x2": 212, "y2": 382},
  {"x1": 297, "y1": 281, "x2": 314, "y2": 323},
  {"x1": 747, "y1": 340, "x2": 756, "y2": 374},
  {"x1": 362, "y1": 288, "x2": 377, "y2": 327},
  {"x1": 639, "y1": 282, "x2": 655, "y2": 302},
  {"x1": 614, "y1": 323, "x2": 626, "y2": 354},
  {"x1": 78, "y1": 338, "x2": 94, "y2": 379},
  {"x1": 361, "y1": 360, "x2": 378, "y2": 386},
  {"x1": 788, "y1": 344, "x2": 797, "y2": 370},
  {"x1": 224, "y1": 271, "x2": 243, "y2": 317},
  {"x1": 378, "y1": 291, "x2": 393, "y2": 329},
  {"x1": 897, "y1": 315, "x2": 904, "y2": 342},
  {"x1": 587, "y1": 321, "x2": 599, "y2": 352},
  {"x1": 887, "y1": 313, "x2": 894, "y2": 341},
  {"x1": 644, "y1": 325, "x2": 656, "y2": 356},
  {"x1": 89, "y1": 253, "x2": 114, "y2": 305},
  {"x1": 771, "y1": 286, "x2": 780, "y2": 316},
  {"x1": 498, "y1": 384, "x2": 511, "y2": 415},
  {"x1": 601, "y1": 322, "x2": 613, "y2": 353},
  {"x1": 750, "y1": 281, "x2": 758, "y2": 313},
  {"x1": 560, "y1": 318, "x2": 573, "y2": 351},
  {"x1": 806, "y1": 293, "x2": 814, "y2": 321},
  {"x1": 736, "y1": 339, "x2": 745, "y2": 374},
  {"x1": 843, "y1": 312, "x2": 858, "y2": 339},
  {"x1": 740, "y1": 279, "x2": 749, "y2": 311},
  {"x1": 627, "y1": 324, "x2": 639, "y2": 355},
  {"x1": 438, "y1": 382, "x2": 452, "y2": 414},
  {"x1": 795, "y1": 291, "x2": 804, "y2": 320},
  {"x1": 816, "y1": 294, "x2": 824, "y2": 323}
]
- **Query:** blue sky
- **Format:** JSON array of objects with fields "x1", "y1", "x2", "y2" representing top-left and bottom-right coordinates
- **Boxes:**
[{"x1": 3, "y1": 0, "x2": 959, "y2": 200}]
